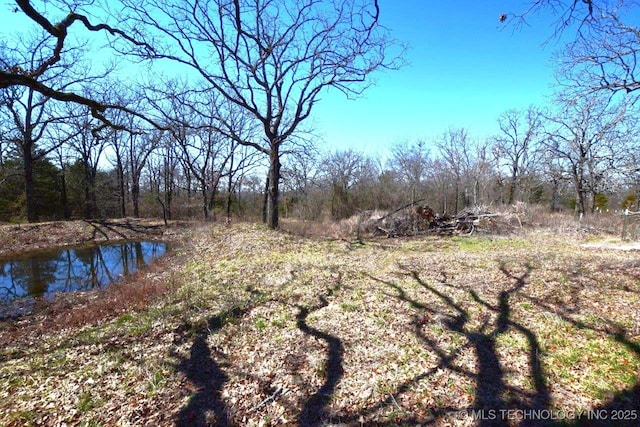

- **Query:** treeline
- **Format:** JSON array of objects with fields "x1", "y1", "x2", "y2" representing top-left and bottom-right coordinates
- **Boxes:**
[
  {"x1": 1, "y1": 97, "x2": 639, "y2": 224},
  {"x1": 3, "y1": 1, "x2": 640, "y2": 228}
]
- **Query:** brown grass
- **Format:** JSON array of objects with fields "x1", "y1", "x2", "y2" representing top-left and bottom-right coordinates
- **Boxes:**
[
  {"x1": 281, "y1": 204, "x2": 629, "y2": 241},
  {"x1": 1, "y1": 215, "x2": 639, "y2": 426}
]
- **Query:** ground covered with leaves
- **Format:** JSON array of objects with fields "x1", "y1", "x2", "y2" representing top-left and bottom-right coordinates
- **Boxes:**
[{"x1": 1, "y1": 221, "x2": 639, "y2": 426}]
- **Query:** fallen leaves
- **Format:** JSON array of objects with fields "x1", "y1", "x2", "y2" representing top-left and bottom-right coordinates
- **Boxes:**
[{"x1": 1, "y1": 223, "x2": 639, "y2": 425}]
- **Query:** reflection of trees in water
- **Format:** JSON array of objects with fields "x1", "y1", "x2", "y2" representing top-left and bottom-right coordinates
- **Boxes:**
[
  {"x1": 26, "y1": 257, "x2": 54, "y2": 297},
  {"x1": 135, "y1": 242, "x2": 145, "y2": 268},
  {"x1": 0, "y1": 241, "x2": 166, "y2": 304},
  {"x1": 0, "y1": 254, "x2": 59, "y2": 300},
  {"x1": 68, "y1": 242, "x2": 155, "y2": 291}
]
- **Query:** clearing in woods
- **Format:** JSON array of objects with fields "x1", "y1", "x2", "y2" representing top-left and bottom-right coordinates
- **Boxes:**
[{"x1": 0, "y1": 220, "x2": 639, "y2": 425}]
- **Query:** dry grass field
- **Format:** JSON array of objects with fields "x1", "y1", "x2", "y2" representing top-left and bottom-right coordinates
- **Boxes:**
[{"x1": 0, "y1": 214, "x2": 639, "y2": 426}]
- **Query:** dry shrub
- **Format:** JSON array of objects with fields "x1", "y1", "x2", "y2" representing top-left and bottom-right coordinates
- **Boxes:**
[
  {"x1": 279, "y1": 218, "x2": 325, "y2": 238},
  {"x1": 488, "y1": 203, "x2": 625, "y2": 238},
  {"x1": 57, "y1": 257, "x2": 178, "y2": 328},
  {"x1": 581, "y1": 211, "x2": 626, "y2": 235},
  {"x1": 280, "y1": 217, "x2": 365, "y2": 240},
  {"x1": 277, "y1": 204, "x2": 627, "y2": 242}
]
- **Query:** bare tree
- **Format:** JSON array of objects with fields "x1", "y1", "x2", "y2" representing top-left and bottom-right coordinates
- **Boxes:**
[
  {"x1": 322, "y1": 150, "x2": 365, "y2": 220},
  {"x1": 0, "y1": 30, "x2": 90, "y2": 221},
  {"x1": 155, "y1": 87, "x2": 248, "y2": 221},
  {"x1": 126, "y1": 128, "x2": 161, "y2": 218},
  {"x1": 118, "y1": 0, "x2": 402, "y2": 228},
  {"x1": 159, "y1": 137, "x2": 181, "y2": 221},
  {"x1": 51, "y1": 141, "x2": 71, "y2": 220},
  {"x1": 66, "y1": 112, "x2": 109, "y2": 218},
  {"x1": 468, "y1": 139, "x2": 497, "y2": 208},
  {"x1": 543, "y1": 95, "x2": 628, "y2": 215},
  {"x1": 436, "y1": 128, "x2": 474, "y2": 214},
  {"x1": 509, "y1": 1, "x2": 640, "y2": 100},
  {"x1": 224, "y1": 142, "x2": 262, "y2": 222},
  {"x1": 173, "y1": 123, "x2": 233, "y2": 221},
  {"x1": 0, "y1": 1, "x2": 162, "y2": 131},
  {"x1": 493, "y1": 107, "x2": 543, "y2": 204},
  {"x1": 107, "y1": 130, "x2": 129, "y2": 218},
  {"x1": 540, "y1": 147, "x2": 570, "y2": 212},
  {"x1": 281, "y1": 146, "x2": 320, "y2": 221},
  {"x1": 389, "y1": 140, "x2": 430, "y2": 202}
]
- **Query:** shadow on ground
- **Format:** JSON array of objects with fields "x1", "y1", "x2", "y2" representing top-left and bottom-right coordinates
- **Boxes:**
[
  {"x1": 295, "y1": 285, "x2": 345, "y2": 426},
  {"x1": 172, "y1": 308, "x2": 245, "y2": 427},
  {"x1": 169, "y1": 262, "x2": 639, "y2": 426},
  {"x1": 347, "y1": 261, "x2": 639, "y2": 426}
]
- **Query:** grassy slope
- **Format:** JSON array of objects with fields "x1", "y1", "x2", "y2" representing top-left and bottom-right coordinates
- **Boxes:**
[{"x1": 1, "y1": 223, "x2": 639, "y2": 426}]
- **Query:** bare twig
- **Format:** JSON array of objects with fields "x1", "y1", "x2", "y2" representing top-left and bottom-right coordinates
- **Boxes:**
[
  {"x1": 375, "y1": 198, "x2": 428, "y2": 223},
  {"x1": 248, "y1": 386, "x2": 284, "y2": 413},
  {"x1": 82, "y1": 219, "x2": 110, "y2": 240}
]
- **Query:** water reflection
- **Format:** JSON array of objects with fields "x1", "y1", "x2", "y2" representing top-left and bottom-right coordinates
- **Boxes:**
[{"x1": 0, "y1": 241, "x2": 168, "y2": 306}]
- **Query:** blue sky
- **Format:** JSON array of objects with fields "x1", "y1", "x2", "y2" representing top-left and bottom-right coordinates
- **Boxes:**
[
  {"x1": 1, "y1": 1, "x2": 564, "y2": 157},
  {"x1": 312, "y1": 0, "x2": 564, "y2": 155}
]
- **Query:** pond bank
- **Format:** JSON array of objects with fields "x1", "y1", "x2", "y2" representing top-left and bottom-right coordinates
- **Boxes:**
[
  {"x1": 0, "y1": 219, "x2": 196, "y2": 345},
  {"x1": 0, "y1": 219, "x2": 186, "y2": 258}
]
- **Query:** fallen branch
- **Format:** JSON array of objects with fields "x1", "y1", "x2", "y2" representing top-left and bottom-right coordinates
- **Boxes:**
[
  {"x1": 248, "y1": 386, "x2": 285, "y2": 413},
  {"x1": 82, "y1": 219, "x2": 110, "y2": 240},
  {"x1": 375, "y1": 198, "x2": 428, "y2": 223}
]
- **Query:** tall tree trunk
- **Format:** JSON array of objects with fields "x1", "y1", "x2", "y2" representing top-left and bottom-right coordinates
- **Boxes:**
[
  {"x1": 225, "y1": 183, "x2": 233, "y2": 221},
  {"x1": 116, "y1": 154, "x2": 126, "y2": 218},
  {"x1": 266, "y1": 148, "x2": 281, "y2": 229},
  {"x1": 202, "y1": 183, "x2": 209, "y2": 220},
  {"x1": 23, "y1": 151, "x2": 36, "y2": 223},
  {"x1": 575, "y1": 181, "x2": 586, "y2": 215},
  {"x1": 23, "y1": 89, "x2": 37, "y2": 223},
  {"x1": 226, "y1": 149, "x2": 235, "y2": 222},
  {"x1": 454, "y1": 175, "x2": 460, "y2": 214},
  {"x1": 237, "y1": 178, "x2": 243, "y2": 217},
  {"x1": 163, "y1": 158, "x2": 173, "y2": 221},
  {"x1": 165, "y1": 186, "x2": 172, "y2": 221},
  {"x1": 132, "y1": 178, "x2": 140, "y2": 218},
  {"x1": 575, "y1": 163, "x2": 586, "y2": 216},
  {"x1": 59, "y1": 167, "x2": 70, "y2": 220},
  {"x1": 157, "y1": 194, "x2": 168, "y2": 226},
  {"x1": 550, "y1": 178, "x2": 560, "y2": 213},
  {"x1": 262, "y1": 176, "x2": 269, "y2": 224},
  {"x1": 83, "y1": 162, "x2": 96, "y2": 219},
  {"x1": 507, "y1": 171, "x2": 517, "y2": 205},
  {"x1": 185, "y1": 168, "x2": 192, "y2": 217}
]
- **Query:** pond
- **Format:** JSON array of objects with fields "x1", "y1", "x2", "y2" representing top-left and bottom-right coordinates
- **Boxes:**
[{"x1": 0, "y1": 241, "x2": 168, "y2": 317}]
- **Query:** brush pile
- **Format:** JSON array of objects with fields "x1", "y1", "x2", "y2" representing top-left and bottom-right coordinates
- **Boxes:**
[{"x1": 361, "y1": 205, "x2": 498, "y2": 237}]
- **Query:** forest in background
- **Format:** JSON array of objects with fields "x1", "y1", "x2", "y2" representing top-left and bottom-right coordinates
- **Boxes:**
[
  {"x1": 2, "y1": 0, "x2": 640, "y2": 226},
  {"x1": 1, "y1": 101, "x2": 639, "y2": 224}
]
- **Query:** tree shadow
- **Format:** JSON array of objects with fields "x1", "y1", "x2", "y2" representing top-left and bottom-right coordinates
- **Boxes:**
[
  {"x1": 582, "y1": 383, "x2": 640, "y2": 427},
  {"x1": 165, "y1": 260, "x2": 639, "y2": 426},
  {"x1": 296, "y1": 285, "x2": 345, "y2": 426},
  {"x1": 470, "y1": 264, "x2": 550, "y2": 412},
  {"x1": 356, "y1": 262, "x2": 552, "y2": 426},
  {"x1": 520, "y1": 290, "x2": 640, "y2": 426},
  {"x1": 173, "y1": 307, "x2": 245, "y2": 427}
]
